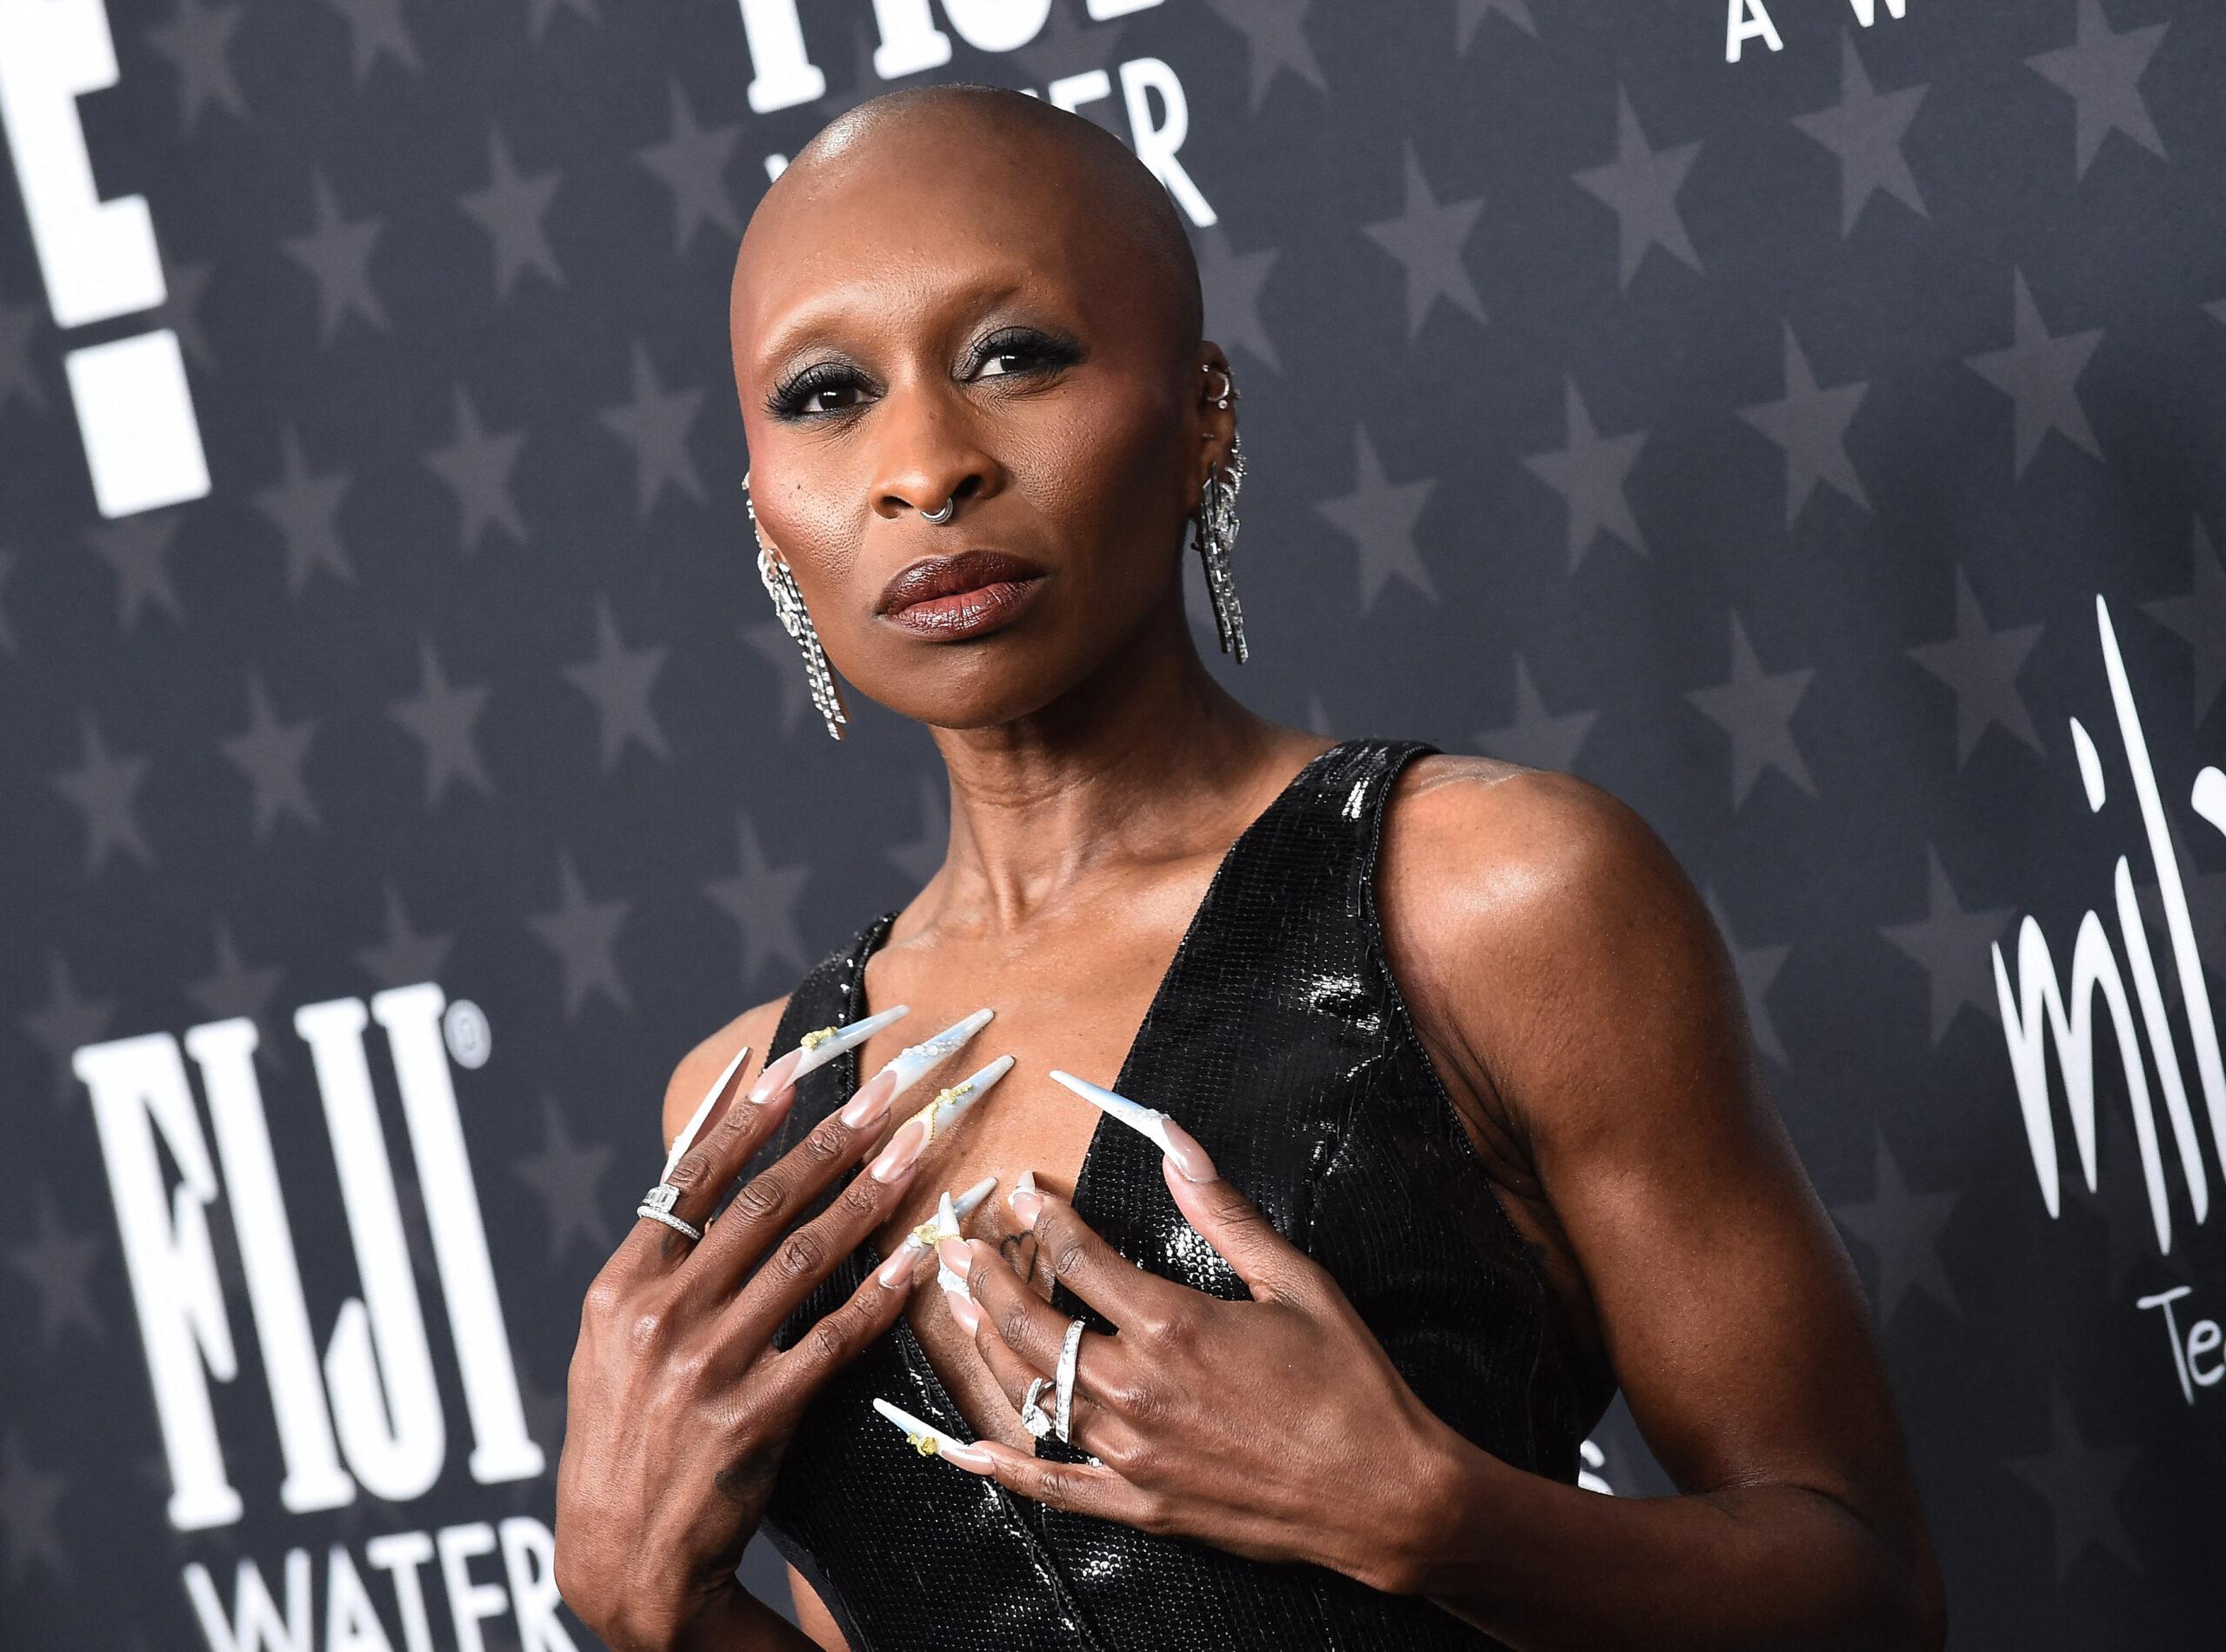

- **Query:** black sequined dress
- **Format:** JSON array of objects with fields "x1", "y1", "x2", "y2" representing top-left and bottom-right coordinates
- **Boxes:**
[{"x1": 751, "y1": 737, "x2": 1583, "y2": 1651}]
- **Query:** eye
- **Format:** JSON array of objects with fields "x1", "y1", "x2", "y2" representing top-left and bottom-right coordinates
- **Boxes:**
[
  {"x1": 767, "y1": 363, "x2": 872, "y2": 421},
  {"x1": 965, "y1": 328, "x2": 1081, "y2": 383}
]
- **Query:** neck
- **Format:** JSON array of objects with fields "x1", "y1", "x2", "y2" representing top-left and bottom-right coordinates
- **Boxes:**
[{"x1": 919, "y1": 600, "x2": 1308, "y2": 931}]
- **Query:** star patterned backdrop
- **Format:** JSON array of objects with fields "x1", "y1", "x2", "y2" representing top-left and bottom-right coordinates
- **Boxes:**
[{"x1": 3, "y1": 1, "x2": 2224, "y2": 1647}]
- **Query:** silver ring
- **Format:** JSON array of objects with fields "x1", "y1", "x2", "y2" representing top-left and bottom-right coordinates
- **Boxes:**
[
  {"x1": 1019, "y1": 1376, "x2": 1056, "y2": 1441},
  {"x1": 636, "y1": 1182, "x2": 702, "y2": 1242},
  {"x1": 1053, "y1": 1317, "x2": 1084, "y2": 1444},
  {"x1": 918, "y1": 496, "x2": 955, "y2": 524}
]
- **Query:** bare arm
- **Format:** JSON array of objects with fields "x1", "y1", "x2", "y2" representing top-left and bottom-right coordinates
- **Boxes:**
[{"x1": 1379, "y1": 763, "x2": 1945, "y2": 1648}]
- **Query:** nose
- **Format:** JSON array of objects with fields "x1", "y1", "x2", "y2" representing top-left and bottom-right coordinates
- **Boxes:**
[{"x1": 868, "y1": 386, "x2": 1003, "y2": 521}]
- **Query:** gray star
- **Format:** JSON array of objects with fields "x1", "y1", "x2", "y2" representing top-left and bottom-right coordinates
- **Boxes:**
[
  {"x1": 1456, "y1": 0, "x2": 1536, "y2": 51},
  {"x1": 1703, "y1": 888, "x2": 1791, "y2": 1069},
  {"x1": 886, "y1": 774, "x2": 948, "y2": 889},
  {"x1": 563, "y1": 595, "x2": 670, "y2": 769},
  {"x1": 221, "y1": 672, "x2": 321, "y2": 840},
  {"x1": 354, "y1": 882, "x2": 455, "y2": 989},
  {"x1": 148, "y1": 256, "x2": 218, "y2": 374},
  {"x1": 1738, "y1": 323, "x2": 1870, "y2": 526},
  {"x1": 2142, "y1": 520, "x2": 2226, "y2": 724},
  {"x1": 1476, "y1": 656, "x2": 1596, "y2": 773},
  {"x1": 1964, "y1": 269, "x2": 2103, "y2": 476},
  {"x1": 85, "y1": 514, "x2": 186, "y2": 631},
  {"x1": 703, "y1": 813, "x2": 812, "y2": 989},
  {"x1": 530, "y1": 851, "x2": 633, "y2": 1017},
  {"x1": 1522, "y1": 377, "x2": 1648, "y2": 570},
  {"x1": 6, "y1": 1193, "x2": 103, "y2": 1346},
  {"x1": 1574, "y1": 88, "x2": 1702, "y2": 290},
  {"x1": 0, "y1": 292, "x2": 43, "y2": 416},
  {"x1": 1686, "y1": 611, "x2": 1816, "y2": 809},
  {"x1": 389, "y1": 636, "x2": 494, "y2": 808},
  {"x1": 0, "y1": 548, "x2": 17, "y2": 654},
  {"x1": 1204, "y1": 0, "x2": 1327, "y2": 113},
  {"x1": 1363, "y1": 143, "x2": 1487, "y2": 339},
  {"x1": 1303, "y1": 693, "x2": 1335, "y2": 738},
  {"x1": 2209, "y1": 297, "x2": 2226, "y2": 327},
  {"x1": 510, "y1": 1096, "x2": 616, "y2": 1263},
  {"x1": 0, "y1": 1432, "x2": 69, "y2": 1586},
  {"x1": 1315, "y1": 425, "x2": 1437, "y2": 614},
  {"x1": 283, "y1": 171, "x2": 388, "y2": 343},
  {"x1": 742, "y1": 621, "x2": 812, "y2": 736},
  {"x1": 1906, "y1": 566, "x2": 2044, "y2": 765},
  {"x1": 425, "y1": 384, "x2": 528, "y2": 555},
  {"x1": 144, "y1": 0, "x2": 249, "y2": 135},
  {"x1": 23, "y1": 954, "x2": 114, "y2": 1108},
  {"x1": 1834, "y1": 1133, "x2": 1961, "y2": 1321},
  {"x1": 599, "y1": 340, "x2": 706, "y2": 516},
  {"x1": 319, "y1": 0, "x2": 421, "y2": 83},
  {"x1": 525, "y1": 0, "x2": 599, "y2": 43},
  {"x1": 252, "y1": 423, "x2": 357, "y2": 596},
  {"x1": 2027, "y1": 0, "x2": 2168, "y2": 180},
  {"x1": 459, "y1": 126, "x2": 564, "y2": 302},
  {"x1": 52, "y1": 711, "x2": 154, "y2": 874},
  {"x1": 2007, "y1": 1387, "x2": 2142, "y2": 1577},
  {"x1": 1195, "y1": 227, "x2": 1282, "y2": 376},
  {"x1": 1015, "y1": 0, "x2": 1131, "y2": 90},
  {"x1": 187, "y1": 918, "x2": 289, "y2": 1075},
  {"x1": 1882, "y1": 846, "x2": 2016, "y2": 1044},
  {"x1": 1793, "y1": 33, "x2": 1929, "y2": 236},
  {"x1": 638, "y1": 82, "x2": 742, "y2": 257}
]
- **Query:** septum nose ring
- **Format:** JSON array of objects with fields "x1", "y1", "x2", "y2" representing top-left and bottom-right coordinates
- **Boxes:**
[{"x1": 918, "y1": 495, "x2": 956, "y2": 524}]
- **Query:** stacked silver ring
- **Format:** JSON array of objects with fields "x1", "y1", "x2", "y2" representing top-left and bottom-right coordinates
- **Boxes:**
[
  {"x1": 636, "y1": 1181, "x2": 702, "y2": 1242},
  {"x1": 1019, "y1": 1376, "x2": 1056, "y2": 1441},
  {"x1": 1053, "y1": 1317, "x2": 1084, "y2": 1444}
]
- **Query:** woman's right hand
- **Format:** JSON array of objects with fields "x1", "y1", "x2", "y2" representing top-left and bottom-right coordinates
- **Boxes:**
[{"x1": 552, "y1": 1050, "x2": 930, "y2": 1652}]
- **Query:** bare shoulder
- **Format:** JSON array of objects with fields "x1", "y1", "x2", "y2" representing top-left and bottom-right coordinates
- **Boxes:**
[
  {"x1": 1378, "y1": 755, "x2": 1746, "y2": 1148},
  {"x1": 660, "y1": 995, "x2": 792, "y2": 1153}
]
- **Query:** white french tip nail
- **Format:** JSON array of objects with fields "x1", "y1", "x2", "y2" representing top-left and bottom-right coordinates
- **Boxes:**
[
  {"x1": 662, "y1": 1043, "x2": 751, "y2": 1181},
  {"x1": 794, "y1": 1003, "x2": 910, "y2": 1082},
  {"x1": 1016, "y1": 1169, "x2": 1038, "y2": 1196},
  {"x1": 878, "y1": 1007, "x2": 996, "y2": 1100},
  {"x1": 952, "y1": 1175, "x2": 998, "y2": 1221},
  {"x1": 870, "y1": 1396, "x2": 982, "y2": 1464},
  {"x1": 1050, "y1": 1069, "x2": 1174, "y2": 1156}
]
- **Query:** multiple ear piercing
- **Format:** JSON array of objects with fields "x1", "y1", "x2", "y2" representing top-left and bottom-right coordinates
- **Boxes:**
[{"x1": 744, "y1": 360, "x2": 1250, "y2": 743}]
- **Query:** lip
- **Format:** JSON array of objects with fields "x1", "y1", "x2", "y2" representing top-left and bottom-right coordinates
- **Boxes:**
[{"x1": 876, "y1": 550, "x2": 1048, "y2": 641}]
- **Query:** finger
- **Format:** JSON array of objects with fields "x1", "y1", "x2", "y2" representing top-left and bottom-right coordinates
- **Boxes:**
[
  {"x1": 972, "y1": 1316, "x2": 1134, "y2": 1467},
  {"x1": 967, "y1": 1440, "x2": 1163, "y2": 1531},
  {"x1": 1005, "y1": 1184, "x2": 1188, "y2": 1331},
  {"x1": 756, "y1": 1241, "x2": 922, "y2": 1419},
  {"x1": 1157, "y1": 1121, "x2": 1319, "y2": 1302},
  {"x1": 950, "y1": 1239, "x2": 1137, "y2": 1414},
  {"x1": 616, "y1": 1049, "x2": 793, "y2": 1273}
]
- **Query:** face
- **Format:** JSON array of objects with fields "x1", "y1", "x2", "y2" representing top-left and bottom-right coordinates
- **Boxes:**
[{"x1": 730, "y1": 115, "x2": 1230, "y2": 731}]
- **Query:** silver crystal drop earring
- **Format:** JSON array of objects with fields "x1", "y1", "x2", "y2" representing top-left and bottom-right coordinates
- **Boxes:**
[
  {"x1": 743, "y1": 469, "x2": 849, "y2": 741},
  {"x1": 1194, "y1": 364, "x2": 1250, "y2": 663}
]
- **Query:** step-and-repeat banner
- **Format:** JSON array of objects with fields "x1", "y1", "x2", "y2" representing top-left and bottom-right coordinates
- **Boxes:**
[{"x1": 3, "y1": 1, "x2": 2221, "y2": 1645}]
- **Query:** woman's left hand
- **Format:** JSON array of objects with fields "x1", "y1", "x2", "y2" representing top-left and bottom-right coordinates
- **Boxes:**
[{"x1": 934, "y1": 1132, "x2": 1462, "y2": 1595}]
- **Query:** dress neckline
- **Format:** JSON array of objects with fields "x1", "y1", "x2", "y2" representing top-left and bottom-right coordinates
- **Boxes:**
[{"x1": 837, "y1": 736, "x2": 1357, "y2": 1441}]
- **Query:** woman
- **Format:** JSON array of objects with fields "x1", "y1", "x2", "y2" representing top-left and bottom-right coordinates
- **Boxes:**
[{"x1": 553, "y1": 84, "x2": 1945, "y2": 1651}]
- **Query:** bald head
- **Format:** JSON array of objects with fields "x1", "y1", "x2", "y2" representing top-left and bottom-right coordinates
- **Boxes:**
[{"x1": 743, "y1": 83, "x2": 1203, "y2": 371}]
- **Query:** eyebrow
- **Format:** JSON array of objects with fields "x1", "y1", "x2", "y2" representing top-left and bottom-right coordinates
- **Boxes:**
[{"x1": 751, "y1": 271, "x2": 1036, "y2": 381}]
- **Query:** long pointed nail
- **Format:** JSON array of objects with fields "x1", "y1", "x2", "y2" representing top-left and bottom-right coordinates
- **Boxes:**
[
  {"x1": 870, "y1": 1397, "x2": 992, "y2": 1472},
  {"x1": 951, "y1": 1175, "x2": 998, "y2": 1222},
  {"x1": 1009, "y1": 1169, "x2": 1044, "y2": 1229},
  {"x1": 876, "y1": 1245, "x2": 926, "y2": 1289},
  {"x1": 1050, "y1": 1069, "x2": 1216, "y2": 1182},
  {"x1": 941, "y1": 1277, "x2": 982, "y2": 1336},
  {"x1": 936, "y1": 1236, "x2": 972, "y2": 1281},
  {"x1": 876, "y1": 1008, "x2": 996, "y2": 1100},
  {"x1": 749, "y1": 1005, "x2": 911, "y2": 1102},
  {"x1": 662, "y1": 1042, "x2": 750, "y2": 1180},
  {"x1": 838, "y1": 1067, "x2": 901, "y2": 1129},
  {"x1": 869, "y1": 1055, "x2": 1012, "y2": 1182}
]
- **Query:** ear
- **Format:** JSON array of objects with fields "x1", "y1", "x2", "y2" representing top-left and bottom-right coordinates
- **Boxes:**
[{"x1": 1190, "y1": 343, "x2": 1239, "y2": 505}]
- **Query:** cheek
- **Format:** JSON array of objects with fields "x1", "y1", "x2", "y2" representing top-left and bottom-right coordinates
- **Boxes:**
[{"x1": 1016, "y1": 385, "x2": 1186, "y2": 571}]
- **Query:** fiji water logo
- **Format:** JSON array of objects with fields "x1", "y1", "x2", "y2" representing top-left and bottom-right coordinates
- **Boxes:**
[
  {"x1": 1992, "y1": 596, "x2": 2226, "y2": 1256},
  {"x1": 74, "y1": 983, "x2": 541, "y2": 1533}
]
